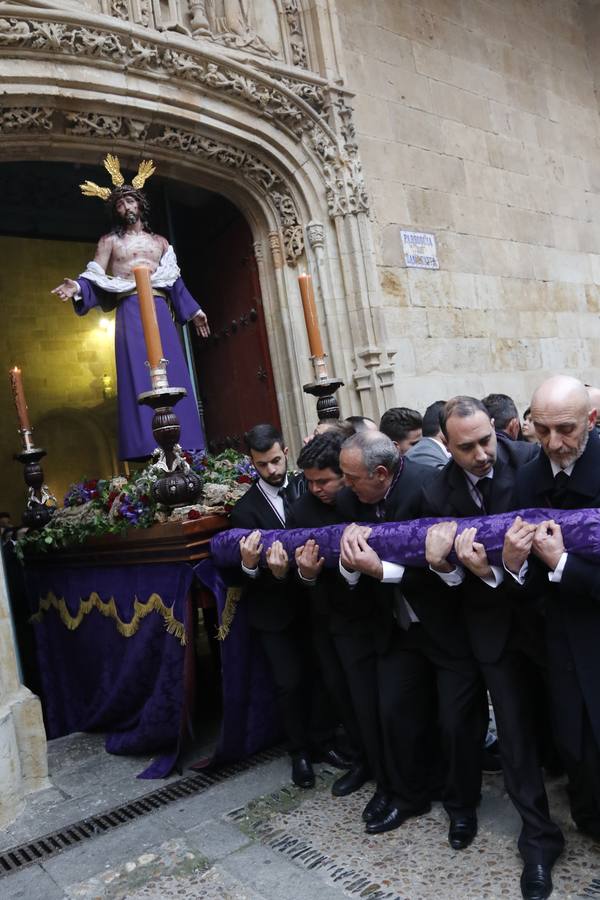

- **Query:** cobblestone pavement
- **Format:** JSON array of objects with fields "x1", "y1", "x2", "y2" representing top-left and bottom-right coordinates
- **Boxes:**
[{"x1": 1, "y1": 733, "x2": 599, "y2": 899}]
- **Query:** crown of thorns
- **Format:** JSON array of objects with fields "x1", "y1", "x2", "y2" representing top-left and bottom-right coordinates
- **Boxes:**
[{"x1": 79, "y1": 154, "x2": 156, "y2": 201}]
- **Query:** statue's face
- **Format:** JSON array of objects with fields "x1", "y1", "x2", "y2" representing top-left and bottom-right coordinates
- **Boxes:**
[{"x1": 115, "y1": 194, "x2": 140, "y2": 225}]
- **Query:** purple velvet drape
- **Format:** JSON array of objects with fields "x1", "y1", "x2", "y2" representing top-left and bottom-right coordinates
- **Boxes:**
[
  {"x1": 25, "y1": 563, "x2": 195, "y2": 778},
  {"x1": 193, "y1": 560, "x2": 281, "y2": 763},
  {"x1": 210, "y1": 508, "x2": 600, "y2": 569}
]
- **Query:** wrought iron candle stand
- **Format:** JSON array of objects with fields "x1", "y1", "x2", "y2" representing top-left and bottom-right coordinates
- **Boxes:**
[
  {"x1": 303, "y1": 354, "x2": 344, "y2": 420},
  {"x1": 14, "y1": 428, "x2": 56, "y2": 529},
  {"x1": 137, "y1": 359, "x2": 203, "y2": 508}
]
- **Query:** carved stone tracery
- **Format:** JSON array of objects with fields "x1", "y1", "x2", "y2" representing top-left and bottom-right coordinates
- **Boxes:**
[{"x1": 0, "y1": 105, "x2": 304, "y2": 264}]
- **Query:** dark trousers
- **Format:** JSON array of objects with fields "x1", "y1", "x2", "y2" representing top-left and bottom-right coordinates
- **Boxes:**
[
  {"x1": 562, "y1": 710, "x2": 600, "y2": 834},
  {"x1": 377, "y1": 625, "x2": 486, "y2": 817},
  {"x1": 257, "y1": 625, "x2": 334, "y2": 756},
  {"x1": 332, "y1": 629, "x2": 387, "y2": 787},
  {"x1": 481, "y1": 649, "x2": 565, "y2": 865},
  {"x1": 311, "y1": 622, "x2": 362, "y2": 758}
]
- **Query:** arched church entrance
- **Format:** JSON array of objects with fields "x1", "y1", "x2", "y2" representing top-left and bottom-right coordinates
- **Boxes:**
[{"x1": 0, "y1": 159, "x2": 280, "y2": 512}]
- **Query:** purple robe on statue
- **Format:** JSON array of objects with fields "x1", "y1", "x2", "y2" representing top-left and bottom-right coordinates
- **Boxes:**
[{"x1": 75, "y1": 277, "x2": 205, "y2": 460}]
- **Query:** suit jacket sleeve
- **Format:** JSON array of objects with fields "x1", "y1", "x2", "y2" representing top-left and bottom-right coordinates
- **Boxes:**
[{"x1": 559, "y1": 554, "x2": 600, "y2": 597}]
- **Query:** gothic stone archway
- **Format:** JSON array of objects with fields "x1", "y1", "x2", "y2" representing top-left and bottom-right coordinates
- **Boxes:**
[{"x1": 0, "y1": 0, "x2": 398, "y2": 448}]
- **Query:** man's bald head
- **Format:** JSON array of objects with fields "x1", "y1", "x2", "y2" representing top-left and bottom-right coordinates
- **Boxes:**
[
  {"x1": 587, "y1": 386, "x2": 600, "y2": 415},
  {"x1": 530, "y1": 375, "x2": 596, "y2": 469},
  {"x1": 531, "y1": 375, "x2": 590, "y2": 418}
]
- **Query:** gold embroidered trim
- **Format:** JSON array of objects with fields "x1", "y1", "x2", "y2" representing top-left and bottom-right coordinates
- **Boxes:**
[
  {"x1": 217, "y1": 587, "x2": 241, "y2": 641},
  {"x1": 31, "y1": 592, "x2": 186, "y2": 646}
]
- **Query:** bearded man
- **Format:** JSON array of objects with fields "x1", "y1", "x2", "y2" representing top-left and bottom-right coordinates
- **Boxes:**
[
  {"x1": 507, "y1": 375, "x2": 600, "y2": 857},
  {"x1": 52, "y1": 156, "x2": 209, "y2": 461}
]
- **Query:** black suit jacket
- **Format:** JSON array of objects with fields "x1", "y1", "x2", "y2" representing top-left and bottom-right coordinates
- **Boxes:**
[
  {"x1": 336, "y1": 459, "x2": 471, "y2": 658},
  {"x1": 420, "y1": 434, "x2": 540, "y2": 664},
  {"x1": 229, "y1": 476, "x2": 305, "y2": 632},
  {"x1": 513, "y1": 429, "x2": 600, "y2": 750},
  {"x1": 287, "y1": 490, "x2": 369, "y2": 634}
]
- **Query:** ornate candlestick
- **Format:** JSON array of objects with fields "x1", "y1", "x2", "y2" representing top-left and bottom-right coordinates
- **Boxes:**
[
  {"x1": 14, "y1": 438, "x2": 56, "y2": 529},
  {"x1": 303, "y1": 353, "x2": 344, "y2": 421},
  {"x1": 9, "y1": 366, "x2": 56, "y2": 528},
  {"x1": 137, "y1": 384, "x2": 203, "y2": 507},
  {"x1": 297, "y1": 273, "x2": 344, "y2": 419}
]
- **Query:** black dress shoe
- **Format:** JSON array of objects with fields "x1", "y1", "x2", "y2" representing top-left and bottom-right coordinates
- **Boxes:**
[
  {"x1": 315, "y1": 747, "x2": 354, "y2": 770},
  {"x1": 331, "y1": 763, "x2": 369, "y2": 797},
  {"x1": 291, "y1": 754, "x2": 315, "y2": 789},
  {"x1": 362, "y1": 789, "x2": 391, "y2": 823},
  {"x1": 365, "y1": 802, "x2": 430, "y2": 835},
  {"x1": 520, "y1": 863, "x2": 553, "y2": 900},
  {"x1": 448, "y1": 816, "x2": 478, "y2": 850}
]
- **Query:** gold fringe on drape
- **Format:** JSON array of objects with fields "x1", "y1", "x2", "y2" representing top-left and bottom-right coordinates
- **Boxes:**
[
  {"x1": 31, "y1": 592, "x2": 186, "y2": 646},
  {"x1": 216, "y1": 587, "x2": 241, "y2": 641}
]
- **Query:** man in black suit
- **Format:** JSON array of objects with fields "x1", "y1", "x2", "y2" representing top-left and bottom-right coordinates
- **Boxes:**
[
  {"x1": 422, "y1": 397, "x2": 563, "y2": 900},
  {"x1": 288, "y1": 431, "x2": 390, "y2": 825},
  {"x1": 336, "y1": 431, "x2": 485, "y2": 842},
  {"x1": 507, "y1": 376, "x2": 600, "y2": 860},
  {"x1": 230, "y1": 424, "x2": 341, "y2": 788},
  {"x1": 405, "y1": 400, "x2": 450, "y2": 469}
]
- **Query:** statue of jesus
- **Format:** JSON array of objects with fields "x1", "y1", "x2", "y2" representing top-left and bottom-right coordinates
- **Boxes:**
[{"x1": 52, "y1": 156, "x2": 209, "y2": 462}]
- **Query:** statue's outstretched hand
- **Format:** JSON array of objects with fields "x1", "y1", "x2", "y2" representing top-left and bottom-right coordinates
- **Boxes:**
[
  {"x1": 192, "y1": 310, "x2": 210, "y2": 338},
  {"x1": 51, "y1": 278, "x2": 79, "y2": 302}
]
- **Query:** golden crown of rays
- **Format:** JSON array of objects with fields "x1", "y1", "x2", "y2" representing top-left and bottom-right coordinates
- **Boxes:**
[{"x1": 79, "y1": 154, "x2": 156, "y2": 200}]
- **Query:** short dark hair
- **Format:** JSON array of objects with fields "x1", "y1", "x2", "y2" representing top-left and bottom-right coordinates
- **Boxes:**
[
  {"x1": 481, "y1": 393, "x2": 519, "y2": 431},
  {"x1": 297, "y1": 431, "x2": 345, "y2": 474},
  {"x1": 345, "y1": 415, "x2": 376, "y2": 432},
  {"x1": 421, "y1": 401, "x2": 446, "y2": 438},
  {"x1": 315, "y1": 420, "x2": 355, "y2": 439},
  {"x1": 440, "y1": 397, "x2": 490, "y2": 438},
  {"x1": 379, "y1": 407, "x2": 422, "y2": 442},
  {"x1": 341, "y1": 431, "x2": 400, "y2": 475},
  {"x1": 244, "y1": 424, "x2": 284, "y2": 454}
]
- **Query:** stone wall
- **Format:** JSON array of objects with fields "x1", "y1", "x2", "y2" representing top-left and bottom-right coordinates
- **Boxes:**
[
  {"x1": 0, "y1": 237, "x2": 119, "y2": 521},
  {"x1": 338, "y1": 0, "x2": 600, "y2": 414}
]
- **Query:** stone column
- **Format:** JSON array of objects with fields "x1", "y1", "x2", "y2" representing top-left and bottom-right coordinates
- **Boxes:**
[{"x1": 0, "y1": 550, "x2": 49, "y2": 829}]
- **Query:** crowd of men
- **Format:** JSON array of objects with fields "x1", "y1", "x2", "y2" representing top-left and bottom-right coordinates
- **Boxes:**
[{"x1": 229, "y1": 374, "x2": 600, "y2": 900}]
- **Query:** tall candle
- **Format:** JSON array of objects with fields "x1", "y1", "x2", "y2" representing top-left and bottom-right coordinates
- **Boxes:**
[
  {"x1": 133, "y1": 266, "x2": 164, "y2": 369},
  {"x1": 9, "y1": 366, "x2": 31, "y2": 431},
  {"x1": 298, "y1": 273, "x2": 325, "y2": 358}
]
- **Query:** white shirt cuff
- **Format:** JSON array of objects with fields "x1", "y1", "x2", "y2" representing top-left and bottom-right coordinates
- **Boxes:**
[
  {"x1": 429, "y1": 564, "x2": 465, "y2": 586},
  {"x1": 339, "y1": 559, "x2": 361, "y2": 585},
  {"x1": 241, "y1": 562, "x2": 259, "y2": 578},
  {"x1": 548, "y1": 552, "x2": 568, "y2": 583},
  {"x1": 480, "y1": 565, "x2": 504, "y2": 589},
  {"x1": 381, "y1": 561, "x2": 405, "y2": 583},
  {"x1": 298, "y1": 570, "x2": 317, "y2": 585},
  {"x1": 504, "y1": 559, "x2": 528, "y2": 585}
]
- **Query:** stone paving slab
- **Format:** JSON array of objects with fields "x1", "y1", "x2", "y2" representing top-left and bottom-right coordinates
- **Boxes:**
[
  {"x1": 0, "y1": 865, "x2": 65, "y2": 900},
  {"x1": 226, "y1": 771, "x2": 600, "y2": 900},
  {"x1": 2, "y1": 733, "x2": 600, "y2": 900}
]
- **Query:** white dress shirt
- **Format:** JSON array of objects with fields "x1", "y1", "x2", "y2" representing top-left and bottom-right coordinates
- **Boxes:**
[{"x1": 241, "y1": 476, "x2": 288, "y2": 578}]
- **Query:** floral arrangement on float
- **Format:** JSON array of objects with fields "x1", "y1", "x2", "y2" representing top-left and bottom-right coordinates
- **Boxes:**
[{"x1": 16, "y1": 448, "x2": 256, "y2": 558}]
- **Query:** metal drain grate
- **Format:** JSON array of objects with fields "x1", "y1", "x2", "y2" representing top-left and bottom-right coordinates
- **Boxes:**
[{"x1": 0, "y1": 745, "x2": 285, "y2": 877}]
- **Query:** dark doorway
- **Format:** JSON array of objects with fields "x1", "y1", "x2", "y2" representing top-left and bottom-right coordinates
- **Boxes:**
[
  {"x1": 167, "y1": 188, "x2": 281, "y2": 453},
  {"x1": 0, "y1": 160, "x2": 281, "y2": 453}
]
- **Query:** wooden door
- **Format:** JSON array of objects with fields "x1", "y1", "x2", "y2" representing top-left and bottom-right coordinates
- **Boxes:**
[{"x1": 191, "y1": 215, "x2": 280, "y2": 453}]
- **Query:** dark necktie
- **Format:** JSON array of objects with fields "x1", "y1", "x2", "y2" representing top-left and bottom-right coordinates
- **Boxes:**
[
  {"x1": 549, "y1": 470, "x2": 570, "y2": 509},
  {"x1": 277, "y1": 486, "x2": 292, "y2": 523},
  {"x1": 477, "y1": 477, "x2": 493, "y2": 513}
]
